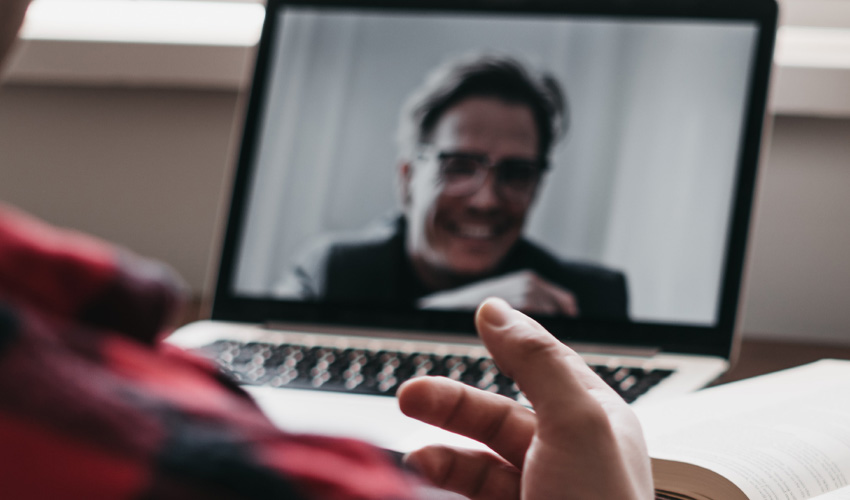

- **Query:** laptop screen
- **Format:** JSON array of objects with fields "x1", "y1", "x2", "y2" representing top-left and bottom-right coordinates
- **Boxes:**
[{"x1": 214, "y1": 0, "x2": 777, "y2": 357}]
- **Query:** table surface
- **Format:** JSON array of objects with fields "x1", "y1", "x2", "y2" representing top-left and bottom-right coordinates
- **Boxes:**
[{"x1": 717, "y1": 337, "x2": 850, "y2": 384}]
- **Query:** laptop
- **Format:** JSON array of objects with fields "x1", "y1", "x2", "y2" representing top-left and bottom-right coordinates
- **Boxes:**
[{"x1": 168, "y1": 0, "x2": 777, "y2": 451}]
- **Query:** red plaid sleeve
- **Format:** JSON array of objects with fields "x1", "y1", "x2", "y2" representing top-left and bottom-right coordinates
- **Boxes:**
[
  {"x1": 0, "y1": 205, "x2": 422, "y2": 500},
  {"x1": 0, "y1": 204, "x2": 185, "y2": 343}
]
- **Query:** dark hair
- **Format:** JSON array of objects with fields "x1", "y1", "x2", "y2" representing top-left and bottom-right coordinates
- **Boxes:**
[{"x1": 397, "y1": 53, "x2": 567, "y2": 164}]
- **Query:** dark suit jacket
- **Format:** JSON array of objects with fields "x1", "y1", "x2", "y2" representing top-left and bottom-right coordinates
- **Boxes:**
[{"x1": 278, "y1": 217, "x2": 629, "y2": 320}]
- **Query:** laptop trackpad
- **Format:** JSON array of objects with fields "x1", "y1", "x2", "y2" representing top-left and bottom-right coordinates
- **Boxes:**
[{"x1": 244, "y1": 386, "x2": 488, "y2": 454}]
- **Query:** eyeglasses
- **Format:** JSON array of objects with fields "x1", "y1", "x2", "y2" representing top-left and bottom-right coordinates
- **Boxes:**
[{"x1": 419, "y1": 149, "x2": 546, "y2": 202}]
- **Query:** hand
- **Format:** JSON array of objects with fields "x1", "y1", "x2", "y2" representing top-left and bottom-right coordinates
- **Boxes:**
[
  {"x1": 417, "y1": 270, "x2": 579, "y2": 317},
  {"x1": 397, "y1": 298, "x2": 653, "y2": 500}
]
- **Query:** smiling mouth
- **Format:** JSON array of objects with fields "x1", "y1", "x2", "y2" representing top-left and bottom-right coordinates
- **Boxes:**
[{"x1": 452, "y1": 223, "x2": 501, "y2": 240}]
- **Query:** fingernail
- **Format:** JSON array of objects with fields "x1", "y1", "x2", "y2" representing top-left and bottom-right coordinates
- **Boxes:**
[
  {"x1": 402, "y1": 452, "x2": 419, "y2": 469},
  {"x1": 402, "y1": 450, "x2": 431, "y2": 476},
  {"x1": 402, "y1": 448, "x2": 445, "y2": 480},
  {"x1": 478, "y1": 297, "x2": 512, "y2": 328}
]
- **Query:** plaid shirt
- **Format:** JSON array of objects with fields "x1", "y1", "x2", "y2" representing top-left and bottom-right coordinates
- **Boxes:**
[{"x1": 0, "y1": 204, "x2": 419, "y2": 499}]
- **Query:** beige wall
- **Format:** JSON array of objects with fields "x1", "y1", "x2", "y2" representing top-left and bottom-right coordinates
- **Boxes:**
[
  {"x1": 743, "y1": 116, "x2": 850, "y2": 342},
  {"x1": 0, "y1": 84, "x2": 238, "y2": 292},
  {"x1": 1, "y1": 83, "x2": 849, "y2": 343}
]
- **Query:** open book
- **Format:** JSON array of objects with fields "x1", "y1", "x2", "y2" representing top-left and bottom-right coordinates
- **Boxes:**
[{"x1": 635, "y1": 359, "x2": 850, "y2": 500}]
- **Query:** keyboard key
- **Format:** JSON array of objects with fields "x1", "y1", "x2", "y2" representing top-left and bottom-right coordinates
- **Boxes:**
[{"x1": 193, "y1": 340, "x2": 673, "y2": 405}]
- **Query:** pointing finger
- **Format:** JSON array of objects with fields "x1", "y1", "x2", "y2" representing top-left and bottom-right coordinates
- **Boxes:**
[{"x1": 474, "y1": 298, "x2": 621, "y2": 438}]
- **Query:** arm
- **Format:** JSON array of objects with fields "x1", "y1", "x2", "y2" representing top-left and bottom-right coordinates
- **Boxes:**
[
  {"x1": 417, "y1": 270, "x2": 579, "y2": 317},
  {"x1": 397, "y1": 298, "x2": 653, "y2": 500}
]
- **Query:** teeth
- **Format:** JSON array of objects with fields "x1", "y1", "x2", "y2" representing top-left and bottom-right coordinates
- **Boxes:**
[{"x1": 458, "y1": 224, "x2": 494, "y2": 238}]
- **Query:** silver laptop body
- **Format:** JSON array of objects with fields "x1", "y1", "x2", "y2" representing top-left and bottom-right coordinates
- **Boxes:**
[{"x1": 168, "y1": 0, "x2": 777, "y2": 451}]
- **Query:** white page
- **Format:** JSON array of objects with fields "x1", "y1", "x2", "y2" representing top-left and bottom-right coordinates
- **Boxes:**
[
  {"x1": 814, "y1": 484, "x2": 850, "y2": 499},
  {"x1": 637, "y1": 360, "x2": 850, "y2": 500}
]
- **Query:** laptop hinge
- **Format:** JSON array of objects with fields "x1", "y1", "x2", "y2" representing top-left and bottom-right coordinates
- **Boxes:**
[
  {"x1": 263, "y1": 322, "x2": 661, "y2": 359},
  {"x1": 263, "y1": 321, "x2": 483, "y2": 346},
  {"x1": 568, "y1": 342, "x2": 660, "y2": 359}
]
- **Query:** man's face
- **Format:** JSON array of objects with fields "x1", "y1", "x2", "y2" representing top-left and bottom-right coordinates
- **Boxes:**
[
  {"x1": 403, "y1": 96, "x2": 541, "y2": 281},
  {"x1": 0, "y1": 0, "x2": 31, "y2": 69}
]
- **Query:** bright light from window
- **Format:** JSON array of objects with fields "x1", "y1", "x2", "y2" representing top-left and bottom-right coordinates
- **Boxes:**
[
  {"x1": 19, "y1": 0, "x2": 265, "y2": 46},
  {"x1": 15, "y1": 0, "x2": 850, "y2": 72},
  {"x1": 776, "y1": 26, "x2": 850, "y2": 69}
]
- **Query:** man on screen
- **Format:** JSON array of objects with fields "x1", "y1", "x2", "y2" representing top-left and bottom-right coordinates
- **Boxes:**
[{"x1": 277, "y1": 54, "x2": 629, "y2": 319}]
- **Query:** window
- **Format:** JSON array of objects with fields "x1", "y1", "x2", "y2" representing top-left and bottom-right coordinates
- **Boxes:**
[
  {"x1": 19, "y1": 0, "x2": 265, "y2": 46},
  {"x1": 5, "y1": 0, "x2": 850, "y2": 116}
]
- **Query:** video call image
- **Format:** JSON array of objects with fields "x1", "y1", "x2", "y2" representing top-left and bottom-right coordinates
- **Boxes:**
[{"x1": 233, "y1": 8, "x2": 758, "y2": 326}]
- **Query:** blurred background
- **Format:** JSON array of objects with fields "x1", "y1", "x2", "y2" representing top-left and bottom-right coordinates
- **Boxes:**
[{"x1": 1, "y1": 0, "x2": 849, "y2": 343}]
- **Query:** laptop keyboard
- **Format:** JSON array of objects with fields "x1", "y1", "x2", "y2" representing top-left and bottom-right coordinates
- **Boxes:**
[{"x1": 195, "y1": 340, "x2": 673, "y2": 404}]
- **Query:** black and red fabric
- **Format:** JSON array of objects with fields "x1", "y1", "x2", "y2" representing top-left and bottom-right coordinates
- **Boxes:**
[{"x1": 0, "y1": 204, "x2": 419, "y2": 499}]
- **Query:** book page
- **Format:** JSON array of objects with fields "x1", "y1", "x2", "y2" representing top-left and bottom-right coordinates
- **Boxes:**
[
  {"x1": 637, "y1": 360, "x2": 850, "y2": 500},
  {"x1": 813, "y1": 484, "x2": 850, "y2": 499}
]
